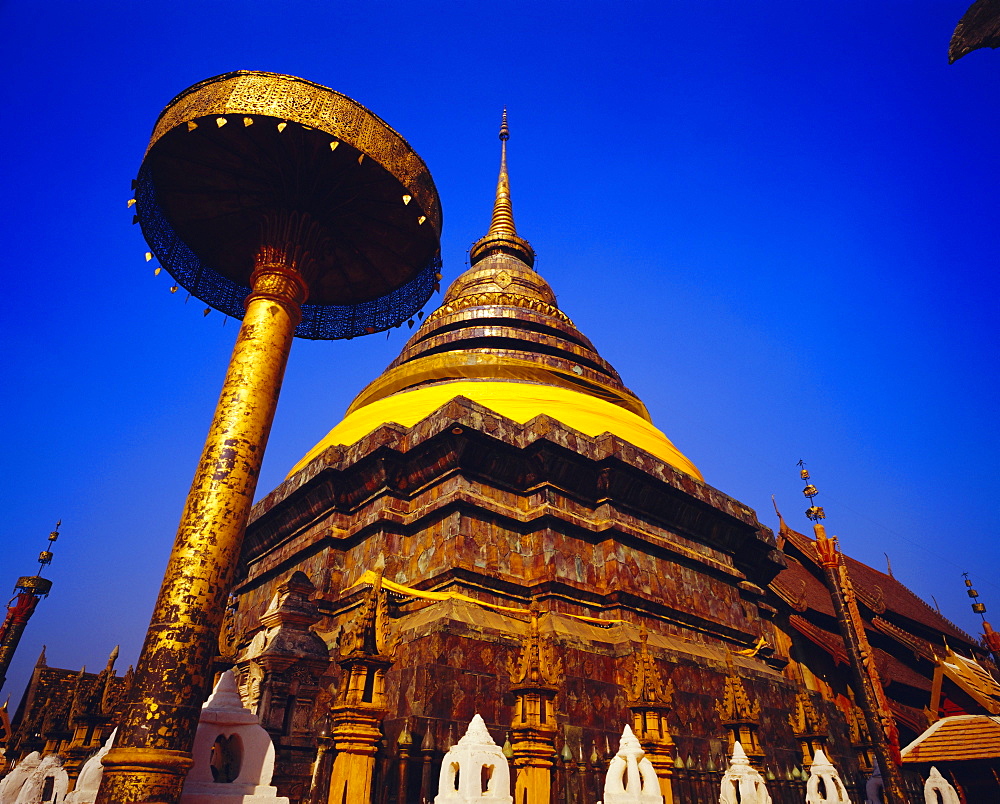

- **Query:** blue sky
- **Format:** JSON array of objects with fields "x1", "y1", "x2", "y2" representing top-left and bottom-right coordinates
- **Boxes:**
[{"x1": 2, "y1": 1, "x2": 998, "y2": 699}]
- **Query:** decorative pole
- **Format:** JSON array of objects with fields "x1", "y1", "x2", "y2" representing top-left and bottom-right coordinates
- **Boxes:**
[
  {"x1": 96, "y1": 71, "x2": 442, "y2": 804},
  {"x1": 418, "y1": 726, "x2": 436, "y2": 804},
  {"x1": 0, "y1": 522, "x2": 61, "y2": 693},
  {"x1": 394, "y1": 724, "x2": 412, "y2": 804},
  {"x1": 961, "y1": 573, "x2": 1000, "y2": 667},
  {"x1": 796, "y1": 463, "x2": 908, "y2": 804}
]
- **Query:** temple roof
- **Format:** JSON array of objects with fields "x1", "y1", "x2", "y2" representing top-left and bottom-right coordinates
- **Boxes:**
[
  {"x1": 9, "y1": 646, "x2": 127, "y2": 757},
  {"x1": 290, "y1": 115, "x2": 701, "y2": 480},
  {"x1": 773, "y1": 520, "x2": 980, "y2": 650},
  {"x1": 770, "y1": 518, "x2": 993, "y2": 716},
  {"x1": 935, "y1": 646, "x2": 1000, "y2": 715},
  {"x1": 902, "y1": 714, "x2": 1000, "y2": 763}
]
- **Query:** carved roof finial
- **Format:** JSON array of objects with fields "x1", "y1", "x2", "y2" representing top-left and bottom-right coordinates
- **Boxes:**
[
  {"x1": 771, "y1": 495, "x2": 791, "y2": 551},
  {"x1": 625, "y1": 624, "x2": 674, "y2": 708},
  {"x1": 339, "y1": 569, "x2": 395, "y2": 658},
  {"x1": 716, "y1": 654, "x2": 761, "y2": 723},
  {"x1": 508, "y1": 603, "x2": 562, "y2": 687}
]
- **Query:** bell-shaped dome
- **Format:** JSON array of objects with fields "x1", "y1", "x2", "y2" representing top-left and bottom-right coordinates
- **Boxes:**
[{"x1": 289, "y1": 115, "x2": 701, "y2": 480}]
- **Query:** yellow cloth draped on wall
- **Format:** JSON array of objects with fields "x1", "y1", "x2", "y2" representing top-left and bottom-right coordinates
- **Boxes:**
[
  {"x1": 345, "y1": 569, "x2": 625, "y2": 626},
  {"x1": 288, "y1": 380, "x2": 703, "y2": 480}
]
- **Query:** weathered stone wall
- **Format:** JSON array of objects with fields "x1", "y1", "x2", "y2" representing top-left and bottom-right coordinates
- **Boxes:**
[{"x1": 230, "y1": 402, "x2": 869, "y2": 803}]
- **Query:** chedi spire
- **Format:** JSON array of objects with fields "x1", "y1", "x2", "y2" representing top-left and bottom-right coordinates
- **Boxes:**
[
  {"x1": 469, "y1": 109, "x2": 535, "y2": 268},
  {"x1": 287, "y1": 110, "x2": 704, "y2": 482}
]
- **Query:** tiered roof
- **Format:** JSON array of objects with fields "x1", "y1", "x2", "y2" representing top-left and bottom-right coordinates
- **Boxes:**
[
  {"x1": 7, "y1": 646, "x2": 128, "y2": 759},
  {"x1": 770, "y1": 515, "x2": 995, "y2": 736},
  {"x1": 902, "y1": 714, "x2": 1000, "y2": 764}
]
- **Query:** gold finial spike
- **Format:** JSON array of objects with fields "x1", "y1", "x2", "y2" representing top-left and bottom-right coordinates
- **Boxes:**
[
  {"x1": 487, "y1": 108, "x2": 517, "y2": 238},
  {"x1": 469, "y1": 108, "x2": 535, "y2": 267}
]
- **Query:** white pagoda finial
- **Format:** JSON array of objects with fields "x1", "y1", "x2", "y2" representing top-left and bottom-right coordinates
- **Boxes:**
[
  {"x1": 805, "y1": 749, "x2": 849, "y2": 804},
  {"x1": 434, "y1": 714, "x2": 512, "y2": 804},
  {"x1": 923, "y1": 767, "x2": 960, "y2": 804},
  {"x1": 598, "y1": 725, "x2": 663, "y2": 804},
  {"x1": 719, "y1": 742, "x2": 771, "y2": 804},
  {"x1": 731, "y1": 741, "x2": 750, "y2": 766}
]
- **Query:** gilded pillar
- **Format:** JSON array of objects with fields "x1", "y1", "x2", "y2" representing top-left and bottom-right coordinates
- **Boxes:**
[
  {"x1": 326, "y1": 671, "x2": 387, "y2": 804},
  {"x1": 508, "y1": 606, "x2": 562, "y2": 804},
  {"x1": 327, "y1": 573, "x2": 396, "y2": 804},
  {"x1": 509, "y1": 692, "x2": 557, "y2": 804},
  {"x1": 100, "y1": 66, "x2": 444, "y2": 803},
  {"x1": 715, "y1": 653, "x2": 765, "y2": 768},
  {"x1": 624, "y1": 626, "x2": 676, "y2": 804},
  {"x1": 97, "y1": 220, "x2": 315, "y2": 804},
  {"x1": 788, "y1": 689, "x2": 828, "y2": 765}
]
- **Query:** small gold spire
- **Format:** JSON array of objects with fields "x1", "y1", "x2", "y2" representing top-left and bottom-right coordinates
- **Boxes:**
[
  {"x1": 470, "y1": 108, "x2": 535, "y2": 268},
  {"x1": 487, "y1": 109, "x2": 516, "y2": 237}
]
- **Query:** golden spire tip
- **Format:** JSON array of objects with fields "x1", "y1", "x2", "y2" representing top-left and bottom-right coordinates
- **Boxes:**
[{"x1": 468, "y1": 107, "x2": 535, "y2": 268}]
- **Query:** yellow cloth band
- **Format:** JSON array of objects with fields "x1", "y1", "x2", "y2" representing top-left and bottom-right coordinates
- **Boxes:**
[{"x1": 347, "y1": 569, "x2": 624, "y2": 627}]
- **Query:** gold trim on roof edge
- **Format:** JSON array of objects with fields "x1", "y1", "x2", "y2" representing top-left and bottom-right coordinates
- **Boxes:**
[
  {"x1": 426, "y1": 290, "x2": 574, "y2": 325},
  {"x1": 146, "y1": 71, "x2": 441, "y2": 236}
]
